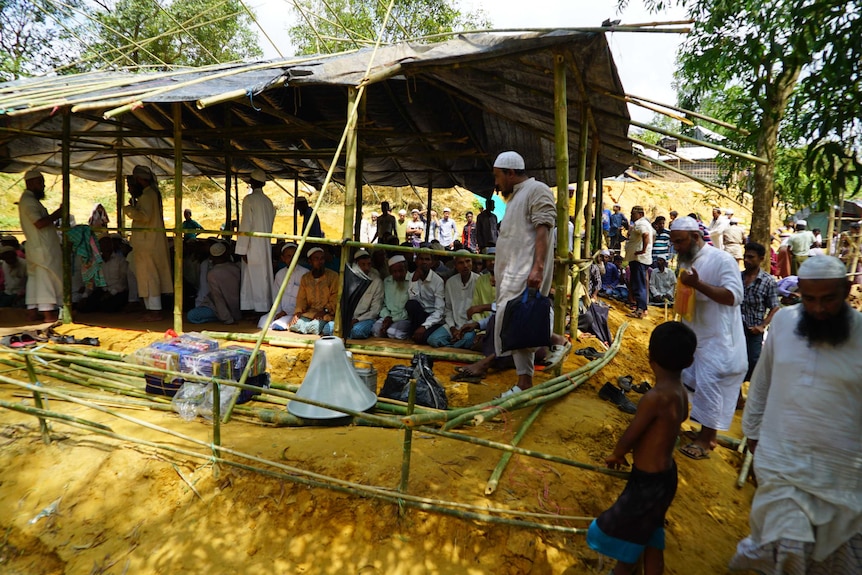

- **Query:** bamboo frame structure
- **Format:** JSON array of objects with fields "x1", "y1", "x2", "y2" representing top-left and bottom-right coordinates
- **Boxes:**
[{"x1": 553, "y1": 53, "x2": 570, "y2": 337}]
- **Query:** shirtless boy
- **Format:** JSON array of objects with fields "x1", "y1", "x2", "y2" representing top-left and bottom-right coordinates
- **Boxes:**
[{"x1": 587, "y1": 321, "x2": 697, "y2": 575}]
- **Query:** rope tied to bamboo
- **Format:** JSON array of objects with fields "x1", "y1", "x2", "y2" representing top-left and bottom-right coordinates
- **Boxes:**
[{"x1": 246, "y1": 88, "x2": 261, "y2": 111}]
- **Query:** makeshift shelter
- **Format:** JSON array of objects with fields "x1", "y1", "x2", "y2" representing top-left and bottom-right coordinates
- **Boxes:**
[{"x1": 0, "y1": 29, "x2": 633, "y2": 338}]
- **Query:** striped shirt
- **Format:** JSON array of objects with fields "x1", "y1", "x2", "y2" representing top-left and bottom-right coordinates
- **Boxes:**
[
  {"x1": 741, "y1": 270, "x2": 779, "y2": 328},
  {"x1": 652, "y1": 228, "x2": 671, "y2": 263}
]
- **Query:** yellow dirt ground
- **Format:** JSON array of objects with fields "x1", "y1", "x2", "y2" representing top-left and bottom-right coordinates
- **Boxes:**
[{"x1": 0, "y1": 176, "x2": 761, "y2": 574}]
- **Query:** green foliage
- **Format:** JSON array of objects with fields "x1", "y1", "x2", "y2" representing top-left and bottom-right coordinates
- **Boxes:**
[
  {"x1": 288, "y1": 0, "x2": 490, "y2": 55},
  {"x1": 630, "y1": 113, "x2": 682, "y2": 146},
  {"x1": 0, "y1": 0, "x2": 85, "y2": 80},
  {"x1": 80, "y1": 0, "x2": 262, "y2": 69}
]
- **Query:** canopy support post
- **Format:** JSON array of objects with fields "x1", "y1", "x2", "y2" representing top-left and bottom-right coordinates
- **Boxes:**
[
  {"x1": 594, "y1": 164, "x2": 604, "y2": 251},
  {"x1": 335, "y1": 86, "x2": 360, "y2": 338},
  {"x1": 116, "y1": 122, "x2": 124, "y2": 233},
  {"x1": 224, "y1": 104, "x2": 232, "y2": 231},
  {"x1": 61, "y1": 108, "x2": 72, "y2": 324},
  {"x1": 172, "y1": 102, "x2": 184, "y2": 334},
  {"x1": 584, "y1": 133, "x2": 599, "y2": 259},
  {"x1": 552, "y1": 53, "x2": 570, "y2": 338},
  {"x1": 425, "y1": 174, "x2": 433, "y2": 243}
]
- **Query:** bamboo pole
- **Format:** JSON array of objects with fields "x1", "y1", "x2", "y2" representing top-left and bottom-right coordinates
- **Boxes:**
[
  {"x1": 485, "y1": 405, "x2": 544, "y2": 495},
  {"x1": 0, "y1": 399, "x2": 113, "y2": 432},
  {"x1": 628, "y1": 136, "x2": 696, "y2": 163},
  {"x1": 553, "y1": 53, "x2": 570, "y2": 338},
  {"x1": 24, "y1": 357, "x2": 51, "y2": 444},
  {"x1": 61, "y1": 108, "x2": 72, "y2": 324},
  {"x1": 584, "y1": 132, "x2": 599, "y2": 257},
  {"x1": 399, "y1": 376, "x2": 418, "y2": 493},
  {"x1": 335, "y1": 86, "x2": 360, "y2": 338},
  {"x1": 630, "y1": 119, "x2": 767, "y2": 165},
  {"x1": 624, "y1": 92, "x2": 750, "y2": 135},
  {"x1": 172, "y1": 103, "x2": 184, "y2": 333}
]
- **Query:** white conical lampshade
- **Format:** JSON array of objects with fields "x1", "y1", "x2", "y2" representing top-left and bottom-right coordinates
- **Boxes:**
[{"x1": 288, "y1": 336, "x2": 377, "y2": 420}]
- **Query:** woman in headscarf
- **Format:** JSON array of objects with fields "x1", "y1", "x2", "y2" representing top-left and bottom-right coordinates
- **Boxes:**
[{"x1": 88, "y1": 203, "x2": 109, "y2": 229}]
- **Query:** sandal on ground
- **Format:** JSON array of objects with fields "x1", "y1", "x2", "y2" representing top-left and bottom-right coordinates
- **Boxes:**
[
  {"x1": 496, "y1": 385, "x2": 523, "y2": 399},
  {"x1": 616, "y1": 375, "x2": 633, "y2": 392},
  {"x1": 632, "y1": 381, "x2": 652, "y2": 394},
  {"x1": 574, "y1": 346, "x2": 604, "y2": 360},
  {"x1": 543, "y1": 341, "x2": 573, "y2": 370},
  {"x1": 627, "y1": 310, "x2": 647, "y2": 319},
  {"x1": 678, "y1": 443, "x2": 710, "y2": 460},
  {"x1": 0, "y1": 334, "x2": 38, "y2": 348}
]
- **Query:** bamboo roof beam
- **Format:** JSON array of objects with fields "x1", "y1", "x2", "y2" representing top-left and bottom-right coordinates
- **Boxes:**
[
  {"x1": 630, "y1": 119, "x2": 767, "y2": 165},
  {"x1": 629, "y1": 136, "x2": 696, "y2": 163}
]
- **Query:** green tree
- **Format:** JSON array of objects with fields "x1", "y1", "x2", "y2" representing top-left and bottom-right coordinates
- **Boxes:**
[
  {"x1": 0, "y1": 0, "x2": 84, "y2": 80},
  {"x1": 82, "y1": 0, "x2": 262, "y2": 69},
  {"x1": 636, "y1": 0, "x2": 862, "y2": 246},
  {"x1": 288, "y1": 0, "x2": 490, "y2": 55}
]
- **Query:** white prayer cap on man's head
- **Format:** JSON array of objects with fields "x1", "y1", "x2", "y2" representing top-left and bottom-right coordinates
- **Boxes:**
[
  {"x1": 132, "y1": 165, "x2": 154, "y2": 179},
  {"x1": 398, "y1": 209, "x2": 407, "y2": 216},
  {"x1": 353, "y1": 249, "x2": 371, "y2": 261},
  {"x1": 209, "y1": 242, "x2": 227, "y2": 257},
  {"x1": 411, "y1": 208, "x2": 420, "y2": 214},
  {"x1": 281, "y1": 242, "x2": 298, "y2": 252},
  {"x1": 669, "y1": 216, "x2": 702, "y2": 233},
  {"x1": 730, "y1": 217, "x2": 739, "y2": 224},
  {"x1": 244, "y1": 168, "x2": 267, "y2": 183},
  {"x1": 796, "y1": 219, "x2": 807, "y2": 226},
  {"x1": 798, "y1": 256, "x2": 847, "y2": 280},
  {"x1": 24, "y1": 169, "x2": 43, "y2": 181},
  {"x1": 725, "y1": 208, "x2": 734, "y2": 215},
  {"x1": 443, "y1": 207, "x2": 451, "y2": 213},
  {"x1": 493, "y1": 151, "x2": 525, "y2": 170},
  {"x1": 371, "y1": 211, "x2": 378, "y2": 217},
  {"x1": 388, "y1": 255, "x2": 406, "y2": 268},
  {"x1": 307, "y1": 247, "x2": 324, "y2": 258},
  {"x1": 600, "y1": 249, "x2": 611, "y2": 256}
]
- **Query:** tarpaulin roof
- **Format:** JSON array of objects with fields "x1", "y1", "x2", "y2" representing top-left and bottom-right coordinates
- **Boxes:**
[{"x1": 0, "y1": 30, "x2": 633, "y2": 196}]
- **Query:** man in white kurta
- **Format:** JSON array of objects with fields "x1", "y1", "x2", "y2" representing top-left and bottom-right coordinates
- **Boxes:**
[
  {"x1": 18, "y1": 170, "x2": 64, "y2": 322},
  {"x1": 258, "y1": 242, "x2": 308, "y2": 331},
  {"x1": 236, "y1": 169, "x2": 276, "y2": 313},
  {"x1": 670, "y1": 216, "x2": 747, "y2": 459},
  {"x1": 707, "y1": 207, "x2": 730, "y2": 251},
  {"x1": 348, "y1": 250, "x2": 384, "y2": 339},
  {"x1": 427, "y1": 251, "x2": 478, "y2": 348},
  {"x1": 124, "y1": 165, "x2": 173, "y2": 321},
  {"x1": 492, "y1": 151, "x2": 556, "y2": 397},
  {"x1": 730, "y1": 256, "x2": 862, "y2": 574}
]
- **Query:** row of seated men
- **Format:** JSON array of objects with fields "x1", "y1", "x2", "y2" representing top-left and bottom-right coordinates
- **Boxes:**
[{"x1": 187, "y1": 238, "x2": 498, "y2": 349}]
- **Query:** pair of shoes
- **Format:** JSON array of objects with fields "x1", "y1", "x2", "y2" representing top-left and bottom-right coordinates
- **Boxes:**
[
  {"x1": 617, "y1": 375, "x2": 633, "y2": 391},
  {"x1": 543, "y1": 341, "x2": 573, "y2": 370},
  {"x1": 678, "y1": 442, "x2": 710, "y2": 460},
  {"x1": 0, "y1": 333, "x2": 39, "y2": 348},
  {"x1": 574, "y1": 346, "x2": 604, "y2": 360},
  {"x1": 632, "y1": 381, "x2": 652, "y2": 394},
  {"x1": 450, "y1": 372, "x2": 484, "y2": 383},
  {"x1": 598, "y1": 382, "x2": 637, "y2": 414},
  {"x1": 496, "y1": 385, "x2": 523, "y2": 399}
]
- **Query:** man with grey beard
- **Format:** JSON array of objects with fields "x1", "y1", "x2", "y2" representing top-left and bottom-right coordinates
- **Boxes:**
[
  {"x1": 669, "y1": 216, "x2": 746, "y2": 460},
  {"x1": 730, "y1": 256, "x2": 862, "y2": 574}
]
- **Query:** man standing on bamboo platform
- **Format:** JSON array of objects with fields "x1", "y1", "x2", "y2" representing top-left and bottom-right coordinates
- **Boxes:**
[
  {"x1": 290, "y1": 247, "x2": 338, "y2": 336},
  {"x1": 492, "y1": 151, "x2": 556, "y2": 398},
  {"x1": 18, "y1": 170, "x2": 63, "y2": 322},
  {"x1": 730, "y1": 256, "x2": 862, "y2": 574},
  {"x1": 125, "y1": 165, "x2": 173, "y2": 322},
  {"x1": 669, "y1": 216, "x2": 746, "y2": 461},
  {"x1": 236, "y1": 169, "x2": 276, "y2": 314}
]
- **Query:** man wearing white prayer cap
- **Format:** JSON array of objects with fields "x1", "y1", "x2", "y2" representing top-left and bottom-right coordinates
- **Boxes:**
[
  {"x1": 731, "y1": 255, "x2": 862, "y2": 572},
  {"x1": 187, "y1": 241, "x2": 241, "y2": 325},
  {"x1": 18, "y1": 169, "x2": 64, "y2": 322},
  {"x1": 236, "y1": 169, "x2": 276, "y2": 313},
  {"x1": 708, "y1": 206, "x2": 730, "y2": 250},
  {"x1": 437, "y1": 206, "x2": 458, "y2": 250},
  {"x1": 492, "y1": 150, "x2": 556, "y2": 398},
  {"x1": 669, "y1": 215, "x2": 747, "y2": 460},
  {"x1": 125, "y1": 164, "x2": 173, "y2": 321},
  {"x1": 371, "y1": 254, "x2": 412, "y2": 339}
]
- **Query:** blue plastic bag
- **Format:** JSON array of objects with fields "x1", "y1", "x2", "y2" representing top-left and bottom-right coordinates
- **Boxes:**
[{"x1": 500, "y1": 288, "x2": 552, "y2": 352}]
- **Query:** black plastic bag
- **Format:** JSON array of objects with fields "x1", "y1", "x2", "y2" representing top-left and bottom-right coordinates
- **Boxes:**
[
  {"x1": 379, "y1": 353, "x2": 448, "y2": 409},
  {"x1": 500, "y1": 288, "x2": 552, "y2": 352}
]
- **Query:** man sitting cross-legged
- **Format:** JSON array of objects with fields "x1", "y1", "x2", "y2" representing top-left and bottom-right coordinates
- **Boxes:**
[
  {"x1": 289, "y1": 246, "x2": 339, "y2": 336},
  {"x1": 427, "y1": 250, "x2": 478, "y2": 348}
]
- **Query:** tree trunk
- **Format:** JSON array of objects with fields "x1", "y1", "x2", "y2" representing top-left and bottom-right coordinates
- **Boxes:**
[{"x1": 750, "y1": 66, "x2": 802, "y2": 267}]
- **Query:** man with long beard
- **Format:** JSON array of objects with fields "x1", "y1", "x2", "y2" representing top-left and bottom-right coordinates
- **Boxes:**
[
  {"x1": 730, "y1": 255, "x2": 862, "y2": 574},
  {"x1": 18, "y1": 170, "x2": 64, "y2": 322},
  {"x1": 669, "y1": 216, "x2": 747, "y2": 460}
]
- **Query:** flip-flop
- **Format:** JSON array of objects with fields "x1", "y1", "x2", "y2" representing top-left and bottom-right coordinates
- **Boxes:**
[
  {"x1": 450, "y1": 373, "x2": 484, "y2": 384},
  {"x1": 678, "y1": 443, "x2": 710, "y2": 460},
  {"x1": 617, "y1": 375, "x2": 633, "y2": 392},
  {"x1": 496, "y1": 385, "x2": 523, "y2": 399},
  {"x1": 632, "y1": 381, "x2": 652, "y2": 394}
]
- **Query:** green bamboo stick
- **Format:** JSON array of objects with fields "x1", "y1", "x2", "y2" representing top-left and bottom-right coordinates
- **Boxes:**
[
  {"x1": 24, "y1": 356, "x2": 51, "y2": 445},
  {"x1": 399, "y1": 377, "x2": 418, "y2": 493},
  {"x1": 485, "y1": 405, "x2": 545, "y2": 495},
  {"x1": 0, "y1": 399, "x2": 113, "y2": 431}
]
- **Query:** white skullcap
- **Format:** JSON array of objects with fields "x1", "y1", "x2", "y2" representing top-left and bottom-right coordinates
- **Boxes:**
[
  {"x1": 493, "y1": 151, "x2": 525, "y2": 170},
  {"x1": 411, "y1": 208, "x2": 420, "y2": 214},
  {"x1": 371, "y1": 211, "x2": 378, "y2": 217},
  {"x1": 388, "y1": 255, "x2": 406, "y2": 268},
  {"x1": 669, "y1": 216, "x2": 702, "y2": 233},
  {"x1": 246, "y1": 168, "x2": 267, "y2": 183},
  {"x1": 281, "y1": 242, "x2": 298, "y2": 252},
  {"x1": 307, "y1": 247, "x2": 324, "y2": 258},
  {"x1": 600, "y1": 249, "x2": 611, "y2": 256},
  {"x1": 353, "y1": 249, "x2": 371, "y2": 260},
  {"x1": 132, "y1": 165, "x2": 154, "y2": 179},
  {"x1": 398, "y1": 209, "x2": 407, "y2": 215},
  {"x1": 798, "y1": 256, "x2": 847, "y2": 280},
  {"x1": 24, "y1": 169, "x2": 43, "y2": 181},
  {"x1": 725, "y1": 208, "x2": 734, "y2": 215},
  {"x1": 443, "y1": 207, "x2": 451, "y2": 212},
  {"x1": 730, "y1": 217, "x2": 739, "y2": 224},
  {"x1": 209, "y1": 242, "x2": 227, "y2": 257},
  {"x1": 796, "y1": 219, "x2": 807, "y2": 226}
]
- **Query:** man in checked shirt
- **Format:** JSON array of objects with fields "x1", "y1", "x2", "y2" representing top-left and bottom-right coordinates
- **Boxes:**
[{"x1": 739, "y1": 242, "x2": 779, "y2": 408}]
